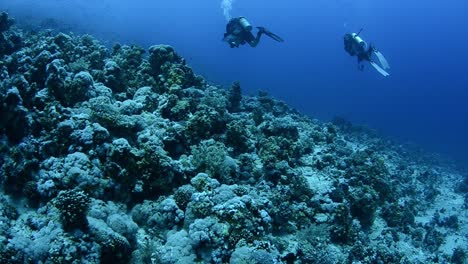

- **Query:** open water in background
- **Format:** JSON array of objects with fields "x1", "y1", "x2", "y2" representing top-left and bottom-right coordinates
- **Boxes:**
[{"x1": 1, "y1": 0, "x2": 467, "y2": 166}]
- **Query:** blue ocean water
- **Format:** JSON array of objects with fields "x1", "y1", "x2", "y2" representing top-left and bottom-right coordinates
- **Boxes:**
[{"x1": 1, "y1": 0, "x2": 467, "y2": 165}]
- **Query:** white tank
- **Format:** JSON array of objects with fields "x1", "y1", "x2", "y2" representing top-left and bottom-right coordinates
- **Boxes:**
[
  {"x1": 239, "y1": 17, "x2": 253, "y2": 32},
  {"x1": 351, "y1": 33, "x2": 368, "y2": 50}
]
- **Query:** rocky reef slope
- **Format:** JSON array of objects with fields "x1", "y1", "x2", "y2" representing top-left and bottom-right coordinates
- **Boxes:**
[{"x1": 0, "y1": 12, "x2": 467, "y2": 263}]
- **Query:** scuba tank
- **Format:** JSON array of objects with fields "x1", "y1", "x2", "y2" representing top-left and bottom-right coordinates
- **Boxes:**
[
  {"x1": 351, "y1": 33, "x2": 368, "y2": 50},
  {"x1": 344, "y1": 29, "x2": 391, "y2": 76},
  {"x1": 238, "y1": 17, "x2": 253, "y2": 32}
]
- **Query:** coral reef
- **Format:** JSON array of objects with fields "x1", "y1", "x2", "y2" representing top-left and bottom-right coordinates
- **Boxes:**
[{"x1": 0, "y1": 11, "x2": 466, "y2": 263}]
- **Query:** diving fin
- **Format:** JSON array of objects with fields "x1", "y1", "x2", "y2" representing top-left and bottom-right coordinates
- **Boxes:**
[
  {"x1": 257, "y1": 27, "x2": 284, "y2": 42},
  {"x1": 374, "y1": 50, "x2": 390, "y2": 70},
  {"x1": 370, "y1": 61, "x2": 390, "y2": 77}
]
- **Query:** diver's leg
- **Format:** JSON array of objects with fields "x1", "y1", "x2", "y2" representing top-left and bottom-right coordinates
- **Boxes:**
[
  {"x1": 248, "y1": 31, "x2": 263, "y2": 47},
  {"x1": 257, "y1": 27, "x2": 284, "y2": 42}
]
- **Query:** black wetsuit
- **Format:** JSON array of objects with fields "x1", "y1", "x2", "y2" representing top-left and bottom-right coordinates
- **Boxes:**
[
  {"x1": 224, "y1": 18, "x2": 261, "y2": 48},
  {"x1": 344, "y1": 33, "x2": 374, "y2": 68}
]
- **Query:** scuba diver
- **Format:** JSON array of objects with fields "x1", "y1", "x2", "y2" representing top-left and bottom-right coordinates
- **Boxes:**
[
  {"x1": 344, "y1": 29, "x2": 390, "y2": 76},
  {"x1": 223, "y1": 17, "x2": 284, "y2": 48}
]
